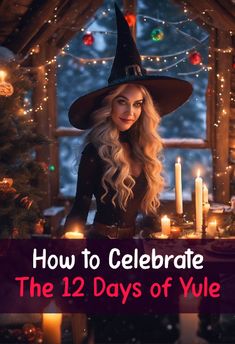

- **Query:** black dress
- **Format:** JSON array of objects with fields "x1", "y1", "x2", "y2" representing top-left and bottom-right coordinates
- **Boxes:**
[
  {"x1": 65, "y1": 143, "x2": 179, "y2": 344},
  {"x1": 65, "y1": 143, "x2": 147, "y2": 231}
]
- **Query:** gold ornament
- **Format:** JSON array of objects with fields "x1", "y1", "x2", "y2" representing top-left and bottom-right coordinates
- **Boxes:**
[
  {"x1": 0, "y1": 177, "x2": 13, "y2": 187},
  {"x1": 0, "y1": 81, "x2": 14, "y2": 96},
  {"x1": 0, "y1": 178, "x2": 16, "y2": 198}
]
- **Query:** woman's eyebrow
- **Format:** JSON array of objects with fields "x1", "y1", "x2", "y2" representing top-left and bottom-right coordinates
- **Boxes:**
[{"x1": 116, "y1": 95, "x2": 144, "y2": 102}]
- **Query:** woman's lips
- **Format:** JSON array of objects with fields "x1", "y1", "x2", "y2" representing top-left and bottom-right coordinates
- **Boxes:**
[{"x1": 119, "y1": 118, "x2": 134, "y2": 123}]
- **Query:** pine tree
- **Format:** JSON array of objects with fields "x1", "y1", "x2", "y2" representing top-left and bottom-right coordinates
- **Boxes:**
[{"x1": 0, "y1": 59, "x2": 48, "y2": 238}]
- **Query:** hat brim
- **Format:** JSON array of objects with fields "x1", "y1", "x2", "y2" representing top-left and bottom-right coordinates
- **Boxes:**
[{"x1": 69, "y1": 75, "x2": 193, "y2": 130}]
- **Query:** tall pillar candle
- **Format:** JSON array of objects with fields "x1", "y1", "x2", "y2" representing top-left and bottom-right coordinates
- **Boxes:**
[
  {"x1": 195, "y1": 170, "x2": 203, "y2": 232},
  {"x1": 175, "y1": 157, "x2": 183, "y2": 214},
  {"x1": 43, "y1": 301, "x2": 62, "y2": 344}
]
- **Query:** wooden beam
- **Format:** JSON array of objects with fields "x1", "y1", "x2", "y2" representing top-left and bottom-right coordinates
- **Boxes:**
[
  {"x1": 20, "y1": 0, "x2": 74, "y2": 55},
  {"x1": 217, "y1": 0, "x2": 235, "y2": 18},
  {"x1": 203, "y1": 0, "x2": 235, "y2": 31},
  {"x1": 31, "y1": 46, "x2": 51, "y2": 209},
  {"x1": 206, "y1": 29, "x2": 216, "y2": 146},
  {"x1": 45, "y1": 43, "x2": 60, "y2": 205},
  {"x1": 163, "y1": 139, "x2": 209, "y2": 149},
  {"x1": 5, "y1": 0, "x2": 60, "y2": 53},
  {"x1": 55, "y1": 127, "x2": 209, "y2": 149},
  {"x1": 212, "y1": 29, "x2": 232, "y2": 202},
  {"x1": 177, "y1": 0, "x2": 235, "y2": 32}
]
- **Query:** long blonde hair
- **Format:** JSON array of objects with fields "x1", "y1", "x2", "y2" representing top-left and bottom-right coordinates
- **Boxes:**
[{"x1": 88, "y1": 83, "x2": 164, "y2": 215}]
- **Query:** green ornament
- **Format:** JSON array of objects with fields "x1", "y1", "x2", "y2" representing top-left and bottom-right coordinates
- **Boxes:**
[
  {"x1": 49, "y1": 165, "x2": 55, "y2": 171},
  {"x1": 151, "y1": 28, "x2": 164, "y2": 42}
]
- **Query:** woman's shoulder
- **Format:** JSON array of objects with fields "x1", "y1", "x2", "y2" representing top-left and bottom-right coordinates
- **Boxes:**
[{"x1": 82, "y1": 142, "x2": 99, "y2": 157}]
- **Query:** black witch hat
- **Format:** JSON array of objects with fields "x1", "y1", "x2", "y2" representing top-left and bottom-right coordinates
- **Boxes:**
[{"x1": 69, "y1": 3, "x2": 193, "y2": 129}]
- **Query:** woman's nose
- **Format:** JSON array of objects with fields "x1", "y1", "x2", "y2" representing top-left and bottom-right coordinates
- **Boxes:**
[{"x1": 126, "y1": 104, "x2": 134, "y2": 115}]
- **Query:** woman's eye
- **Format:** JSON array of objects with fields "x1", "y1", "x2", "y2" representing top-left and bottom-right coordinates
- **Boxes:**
[
  {"x1": 117, "y1": 99, "x2": 126, "y2": 105},
  {"x1": 134, "y1": 102, "x2": 143, "y2": 108}
]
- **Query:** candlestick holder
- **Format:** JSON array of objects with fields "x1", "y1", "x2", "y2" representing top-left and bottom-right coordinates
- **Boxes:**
[
  {"x1": 201, "y1": 203, "x2": 210, "y2": 239},
  {"x1": 201, "y1": 223, "x2": 207, "y2": 239},
  {"x1": 171, "y1": 212, "x2": 194, "y2": 230}
]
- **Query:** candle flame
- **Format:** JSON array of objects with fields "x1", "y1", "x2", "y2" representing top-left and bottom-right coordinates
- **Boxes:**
[
  {"x1": 197, "y1": 169, "x2": 200, "y2": 178},
  {"x1": 44, "y1": 300, "x2": 60, "y2": 314},
  {"x1": 162, "y1": 215, "x2": 168, "y2": 220},
  {"x1": 177, "y1": 157, "x2": 181, "y2": 163}
]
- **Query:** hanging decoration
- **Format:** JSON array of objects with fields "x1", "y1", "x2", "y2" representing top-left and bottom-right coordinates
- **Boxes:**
[
  {"x1": 124, "y1": 11, "x2": 136, "y2": 27},
  {"x1": 22, "y1": 323, "x2": 37, "y2": 342},
  {"x1": 82, "y1": 32, "x2": 95, "y2": 46},
  {"x1": 0, "y1": 178, "x2": 16, "y2": 198},
  {"x1": 34, "y1": 219, "x2": 45, "y2": 235},
  {"x1": 151, "y1": 28, "x2": 164, "y2": 42},
  {"x1": 0, "y1": 70, "x2": 14, "y2": 96},
  {"x1": 15, "y1": 194, "x2": 33, "y2": 209},
  {"x1": 189, "y1": 51, "x2": 202, "y2": 65}
]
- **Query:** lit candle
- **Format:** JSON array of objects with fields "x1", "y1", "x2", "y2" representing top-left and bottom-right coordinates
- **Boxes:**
[
  {"x1": 161, "y1": 215, "x2": 171, "y2": 236},
  {"x1": 175, "y1": 157, "x2": 183, "y2": 214},
  {"x1": 43, "y1": 301, "x2": 62, "y2": 344},
  {"x1": 64, "y1": 231, "x2": 84, "y2": 239},
  {"x1": 203, "y1": 184, "x2": 208, "y2": 204},
  {"x1": 203, "y1": 202, "x2": 210, "y2": 216},
  {"x1": 195, "y1": 170, "x2": 203, "y2": 232},
  {"x1": 0, "y1": 70, "x2": 6, "y2": 83},
  {"x1": 207, "y1": 220, "x2": 217, "y2": 237}
]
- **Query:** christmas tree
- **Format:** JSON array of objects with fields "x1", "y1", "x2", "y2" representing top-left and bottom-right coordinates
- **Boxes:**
[{"x1": 0, "y1": 47, "x2": 48, "y2": 238}]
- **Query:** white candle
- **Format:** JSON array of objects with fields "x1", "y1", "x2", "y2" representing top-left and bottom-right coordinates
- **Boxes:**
[
  {"x1": 175, "y1": 157, "x2": 183, "y2": 214},
  {"x1": 179, "y1": 293, "x2": 200, "y2": 343},
  {"x1": 203, "y1": 184, "x2": 208, "y2": 204},
  {"x1": 203, "y1": 202, "x2": 210, "y2": 217},
  {"x1": 161, "y1": 215, "x2": 171, "y2": 236},
  {"x1": 195, "y1": 170, "x2": 203, "y2": 232},
  {"x1": 207, "y1": 220, "x2": 217, "y2": 237},
  {"x1": 43, "y1": 301, "x2": 62, "y2": 344},
  {"x1": 64, "y1": 231, "x2": 84, "y2": 239}
]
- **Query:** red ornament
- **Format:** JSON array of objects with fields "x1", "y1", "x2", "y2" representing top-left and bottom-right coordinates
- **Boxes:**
[
  {"x1": 189, "y1": 51, "x2": 202, "y2": 65},
  {"x1": 124, "y1": 12, "x2": 136, "y2": 27},
  {"x1": 233, "y1": 57, "x2": 235, "y2": 69},
  {"x1": 82, "y1": 32, "x2": 94, "y2": 46}
]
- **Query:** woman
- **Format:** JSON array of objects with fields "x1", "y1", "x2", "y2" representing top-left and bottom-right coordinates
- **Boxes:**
[
  {"x1": 65, "y1": 82, "x2": 164, "y2": 238},
  {"x1": 65, "y1": 4, "x2": 192, "y2": 238},
  {"x1": 65, "y1": 4, "x2": 192, "y2": 343}
]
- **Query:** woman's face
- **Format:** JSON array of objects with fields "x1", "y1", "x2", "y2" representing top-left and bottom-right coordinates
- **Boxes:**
[{"x1": 111, "y1": 85, "x2": 144, "y2": 132}]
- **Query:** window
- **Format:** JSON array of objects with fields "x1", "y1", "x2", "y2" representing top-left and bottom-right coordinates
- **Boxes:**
[{"x1": 56, "y1": 0, "x2": 211, "y2": 201}]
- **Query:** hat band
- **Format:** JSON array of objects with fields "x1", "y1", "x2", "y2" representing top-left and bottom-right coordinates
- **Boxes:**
[{"x1": 125, "y1": 64, "x2": 143, "y2": 77}]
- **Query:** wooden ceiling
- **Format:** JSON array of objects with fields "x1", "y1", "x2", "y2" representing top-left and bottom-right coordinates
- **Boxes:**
[
  {"x1": 175, "y1": 0, "x2": 235, "y2": 32},
  {"x1": 0, "y1": 0, "x2": 103, "y2": 57},
  {"x1": 0, "y1": 0, "x2": 234, "y2": 62}
]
